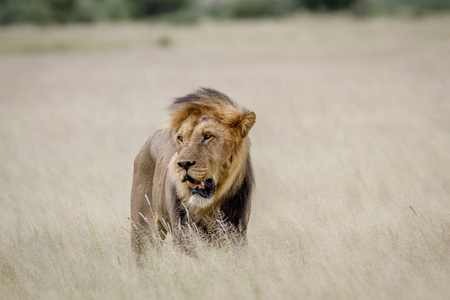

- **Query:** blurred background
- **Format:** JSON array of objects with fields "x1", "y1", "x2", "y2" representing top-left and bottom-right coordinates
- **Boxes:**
[
  {"x1": 1, "y1": 0, "x2": 450, "y2": 25},
  {"x1": 1, "y1": 1, "x2": 450, "y2": 300}
]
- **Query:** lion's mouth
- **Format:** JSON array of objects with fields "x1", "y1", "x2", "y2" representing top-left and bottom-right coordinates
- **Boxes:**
[{"x1": 182, "y1": 175, "x2": 215, "y2": 199}]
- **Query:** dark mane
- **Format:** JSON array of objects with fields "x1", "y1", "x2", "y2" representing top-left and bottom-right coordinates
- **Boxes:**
[
  {"x1": 171, "y1": 88, "x2": 235, "y2": 108},
  {"x1": 219, "y1": 153, "x2": 254, "y2": 235}
]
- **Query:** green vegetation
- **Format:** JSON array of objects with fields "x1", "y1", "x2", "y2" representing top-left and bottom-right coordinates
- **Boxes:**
[
  {"x1": 0, "y1": 0, "x2": 191, "y2": 25},
  {"x1": 130, "y1": 0, "x2": 191, "y2": 18},
  {"x1": 207, "y1": 0, "x2": 297, "y2": 18},
  {"x1": 352, "y1": 0, "x2": 450, "y2": 17},
  {"x1": 0, "y1": 0, "x2": 131, "y2": 24},
  {"x1": 155, "y1": 34, "x2": 172, "y2": 47},
  {"x1": 0, "y1": 0, "x2": 449, "y2": 25}
]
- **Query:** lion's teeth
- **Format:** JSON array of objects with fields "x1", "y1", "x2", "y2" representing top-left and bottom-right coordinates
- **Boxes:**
[{"x1": 188, "y1": 180, "x2": 206, "y2": 190}]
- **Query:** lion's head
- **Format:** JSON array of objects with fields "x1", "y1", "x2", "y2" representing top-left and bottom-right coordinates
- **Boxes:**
[{"x1": 168, "y1": 88, "x2": 256, "y2": 209}]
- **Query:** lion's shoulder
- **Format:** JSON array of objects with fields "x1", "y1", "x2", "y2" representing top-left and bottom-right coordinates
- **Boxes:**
[{"x1": 148, "y1": 128, "x2": 173, "y2": 161}]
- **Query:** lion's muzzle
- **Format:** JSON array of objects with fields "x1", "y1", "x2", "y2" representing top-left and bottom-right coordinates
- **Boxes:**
[
  {"x1": 183, "y1": 175, "x2": 215, "y2": 199},
  {"x1": 178, "y1": 160, "x2": 196, "y2": 170}
]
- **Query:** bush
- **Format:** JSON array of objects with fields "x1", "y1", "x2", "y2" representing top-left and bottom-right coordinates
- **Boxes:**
[
  {"x1": 1, "y1": 0, "x2": 450, "y2": 25},
  {"x1": 228, "y1": 0, "x2": 295, "y2": 18},
  {"x1": 351, "y1": 0, "x2": 450, "y2": 17},
  {"x1": 0, "y1": 0, "x2": 133, "y2": 25},
  {"x1": 206, "y1": 0, "x2": 367, "y2": 18},
  {"x1": 155, "y1": 34, "x2": 172, "y2": 47},
  {"x1": 396, "y1": 0, "x2": 450, "y2": 15},
  {"x1": 128, "y1": 0, "x2": 192, "y2": 18},
  {"x1": 300, "y1": 0, "x2": 358, "y2": 11},
  {"x1": 207, "y1": 0, "x2": 297, "y2": 18},
  {"x1": 156, "y1": 8, "x2": 200, "y2": 25},
  {"x1": 76, "y1": 0, "x2": 132, "y2": 22},
  {"x1": 0, "y1": 0, "x2": 53, "y2": 24}
]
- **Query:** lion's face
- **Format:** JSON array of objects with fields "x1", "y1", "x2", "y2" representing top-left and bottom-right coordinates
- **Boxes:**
[
  {"x1": 173, "y1": 115, "x2": 236, "y2": 208},
  {"x1": 168, "y1": 89, "x2": 256, "y2": 209}
]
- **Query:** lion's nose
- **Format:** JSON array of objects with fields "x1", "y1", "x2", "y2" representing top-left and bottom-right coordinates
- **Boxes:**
[{"x1": 177, "y1": 161, "x2": 196, "y2": 170}]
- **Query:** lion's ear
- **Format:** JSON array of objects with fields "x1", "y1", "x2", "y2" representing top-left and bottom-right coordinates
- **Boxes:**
[{"x1": 235, "y1": 111, "x2": 256, "y2": 138}]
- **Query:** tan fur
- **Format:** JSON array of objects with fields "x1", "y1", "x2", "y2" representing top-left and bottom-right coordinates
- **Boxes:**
[{"x1": 130, "y1": 89, "x2": 255, "y2": 258}]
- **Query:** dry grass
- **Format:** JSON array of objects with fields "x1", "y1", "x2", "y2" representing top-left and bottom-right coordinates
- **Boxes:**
[{"x1": 1, "y1": 15, "x2": 450, "y2": 300}]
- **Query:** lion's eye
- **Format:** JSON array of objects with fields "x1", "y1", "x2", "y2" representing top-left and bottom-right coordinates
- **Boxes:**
[
  {"x1": 177, "y1": 136, "x2": 183, "y2": 143},
  {"x1": 204, "y1": 133, "x2": 213, "y2": 140}
]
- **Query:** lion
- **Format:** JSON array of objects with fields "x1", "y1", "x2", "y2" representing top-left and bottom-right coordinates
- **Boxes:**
[{"x1": 130, "y1": 88, "x2": 256, "y2": 258}]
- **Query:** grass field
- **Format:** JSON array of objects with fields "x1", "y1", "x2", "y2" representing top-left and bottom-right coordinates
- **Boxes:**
[{"x1": 1, "y1": 15, "x2": 450, "y2": 299}]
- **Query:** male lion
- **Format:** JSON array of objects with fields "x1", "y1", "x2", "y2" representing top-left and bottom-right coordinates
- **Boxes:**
[{"x1": 130, "y1": 88, "x2": 256, "y2": 257}]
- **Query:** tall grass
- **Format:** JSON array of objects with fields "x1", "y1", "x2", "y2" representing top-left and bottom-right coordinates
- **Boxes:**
[{"x1": 1, "y1": 16, "x2": 450, "y2": 299}]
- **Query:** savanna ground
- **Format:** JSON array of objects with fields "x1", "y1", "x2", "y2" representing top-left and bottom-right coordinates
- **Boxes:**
[{"x1": 1, "y1": 15, "x2": 450, "y2": 300}]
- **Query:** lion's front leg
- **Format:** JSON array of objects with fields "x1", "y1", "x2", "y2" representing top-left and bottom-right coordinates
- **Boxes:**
[
  {"x1": 172, "y1": 224, "x2": 199, "y2": 256},
  {"x1": 164, "y1": 185, "x2": 197, "y2": 254},
  {"x1": 130, "y1": 137, "x2": 159, "y2": 264}
]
